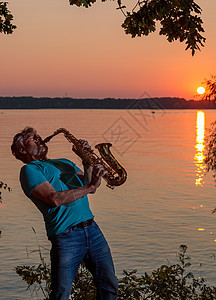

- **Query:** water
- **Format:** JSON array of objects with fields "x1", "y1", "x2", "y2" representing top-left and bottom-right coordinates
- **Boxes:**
[{"x1": 1, "y1": 109, "x2": 216, "y2": 299}]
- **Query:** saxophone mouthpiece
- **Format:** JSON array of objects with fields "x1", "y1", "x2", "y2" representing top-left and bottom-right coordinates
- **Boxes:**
[
  {"x1": 42, "y1": 137, "x2": 49, "y2": 144},
  {"x1": 43, "y1": 134, "x2": 55, "y2": 143}
]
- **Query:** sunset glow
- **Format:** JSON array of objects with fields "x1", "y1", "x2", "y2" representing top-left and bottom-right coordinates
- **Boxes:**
[
  {"x1": 194, "y1": 111, "x2": 206, "y2": 186},
  {"x1": 0, "y1": 1, "x2": 215, "y2": 98}
]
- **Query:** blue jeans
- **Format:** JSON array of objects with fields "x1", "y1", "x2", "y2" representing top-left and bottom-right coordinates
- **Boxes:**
[{"x1": 49, "y1": 221, "x2": 118, "y2": 300}]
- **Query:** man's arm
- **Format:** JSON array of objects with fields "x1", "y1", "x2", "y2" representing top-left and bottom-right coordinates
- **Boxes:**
[
  {"x1": 72, "y1": 139, "x2": 94, "y2": 186},
  {"x1": 76, "y1": 163, "x2": 93, "y2": 185},
  {"x1": 31, "y1": 164, "x2": 106, "y2": 207},
  {"x1": 72, "y1": 139, "x2": 93, "y2": 185},
  {"x1": 31, "y1": 181, "x2": 95, "y2": 207}
]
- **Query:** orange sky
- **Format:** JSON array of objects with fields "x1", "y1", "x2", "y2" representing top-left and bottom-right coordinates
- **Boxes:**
[{"x1": 1, "y1": 0, "x2": 215, "y2": 99}]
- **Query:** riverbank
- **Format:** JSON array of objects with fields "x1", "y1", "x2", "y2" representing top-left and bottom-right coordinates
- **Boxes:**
[{"x1": 0, "y1": 96, "x2": 215, "y2": 109}]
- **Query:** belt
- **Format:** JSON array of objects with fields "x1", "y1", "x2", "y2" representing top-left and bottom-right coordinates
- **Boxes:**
[{"x1": 71, "y1": 219, "x2": 94, "y2": 230}]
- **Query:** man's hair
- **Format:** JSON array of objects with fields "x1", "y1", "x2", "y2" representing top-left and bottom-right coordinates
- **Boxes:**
[{"x1": 11, "y1": 127, "x2": 37, "y2": 163}]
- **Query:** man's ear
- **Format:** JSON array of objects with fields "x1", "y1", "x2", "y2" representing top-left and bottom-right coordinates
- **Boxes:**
[{"x1": 19, "y1": 147, "x2": 27, "y2": 155}]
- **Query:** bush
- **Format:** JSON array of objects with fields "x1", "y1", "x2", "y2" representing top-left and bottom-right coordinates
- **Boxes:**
[
  {"x1": 0, "y1": 180, "x2": 11, "y2": 202},
  {"x1": 15, "y1": 243, "x2": 216, "y2": 299}
]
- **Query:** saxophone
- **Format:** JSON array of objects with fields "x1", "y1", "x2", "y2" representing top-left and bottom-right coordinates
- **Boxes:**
[{"x1": 43, "y1": 128, "x2": 127, "y2": 189}]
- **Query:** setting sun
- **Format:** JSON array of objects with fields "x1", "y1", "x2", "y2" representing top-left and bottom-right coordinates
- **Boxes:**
[{"x1": 197, "y1": 86, "x2": 205, "y2": 95}]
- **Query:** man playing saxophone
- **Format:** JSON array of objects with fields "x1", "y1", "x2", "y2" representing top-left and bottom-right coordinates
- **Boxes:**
[{"x1": 11, "y1": 127, "x2": 118, "y2": 300}]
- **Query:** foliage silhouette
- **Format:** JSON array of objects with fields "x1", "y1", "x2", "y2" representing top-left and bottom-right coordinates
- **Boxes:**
[
  {"x1": 69, "y1": 0, "x2": 205, "y2": 55},
  {"x1": 205, "y1": 118, "x2": 216, "y2": 209},
  {"x1": 202, "y1": 75, "x2": 216, "y2": 103},
  {"x1": 0, "y1": 2, "x2": 16, "y2": 34},
  {"x1": 0, "y1": 180, "x2": 11, "y2": 203},
  {"x1": 16, "y1": 241, "x2": 216, "y2": 299},
  {"x1": 1, "y1": 1, "x2": 206, "y2": 55}
]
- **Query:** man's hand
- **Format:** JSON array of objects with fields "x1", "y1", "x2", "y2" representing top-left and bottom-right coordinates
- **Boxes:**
[
  {"x1": 72, "y1": 139, "x2": 91, "y2": 159},
  {"x1": 90, "y1": 164, "x2": 107, "y2": 193}
]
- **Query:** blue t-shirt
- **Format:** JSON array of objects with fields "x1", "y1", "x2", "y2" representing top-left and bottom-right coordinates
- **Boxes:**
[{"x1": 20, "y1": 158, "x2": 94, "y2": 237}]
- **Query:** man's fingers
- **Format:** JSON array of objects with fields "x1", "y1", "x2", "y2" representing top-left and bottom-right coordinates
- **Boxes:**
[
  {"x1": 100, "y1": 167, "x2": 107, "y2": 174},
  {"x1": 95, "y1": 169, "x2": 101, "y2": 177},
  {"x1": 90, "y1": 165, "x2": 108, "y2": 188},
  {"x1": 98, "y1": 170, "x2": 107, "y2": 178},
  {"x1": 100, "y1": 169, "x2": 108, "y2": 176},
  {"x1": 93, "y1": 165, "x2": 106, "y2": 175},
  {"x1": 93, "y1": 163, "x2": 106, "y2": 170},
  {"x1": 79, "y1": 139, "x2": 91, "y2": 149},
  {"x1": 94, "y1": 167, "x2": 107, "y2": 178}
]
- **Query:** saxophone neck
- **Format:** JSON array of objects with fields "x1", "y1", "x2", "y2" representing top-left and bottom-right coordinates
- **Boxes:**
[
  {"x1": 43, "y1": 128, "x2": 78, "y2": 144},
  {"x1": 43, "y1": 132, "x2": 58, "y2": 143}
]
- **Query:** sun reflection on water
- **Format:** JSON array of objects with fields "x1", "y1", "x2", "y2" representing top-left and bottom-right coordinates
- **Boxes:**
[{"x1": 194, "y1": 111, "x2": 206, "y2": 186}]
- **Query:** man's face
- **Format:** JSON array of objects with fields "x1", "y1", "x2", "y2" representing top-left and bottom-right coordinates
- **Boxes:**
[{"x1": 23, "y1": 131, "x2": 48, "y2": 161}]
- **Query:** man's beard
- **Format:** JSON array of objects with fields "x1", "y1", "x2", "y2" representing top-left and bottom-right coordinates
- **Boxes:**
[
  {"x1": 27, "y1": 143, "x2": 48, "y2": 161},
  {"x1": 36, "y1": 144, "x2": 48, "y2": 160}
]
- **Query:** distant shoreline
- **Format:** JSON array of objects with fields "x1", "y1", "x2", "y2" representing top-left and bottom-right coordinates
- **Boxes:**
[{"x1": 0, "y1": 96, "x2": 215, "y2": 110}]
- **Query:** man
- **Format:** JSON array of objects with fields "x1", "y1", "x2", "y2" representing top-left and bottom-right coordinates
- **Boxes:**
[{"x1": 11, "y1": 127, "x2": 118, "y2": 300}]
